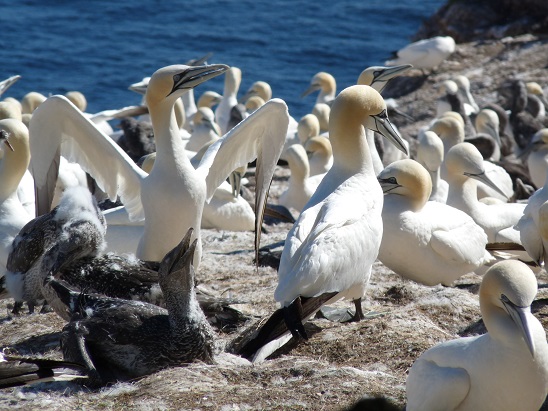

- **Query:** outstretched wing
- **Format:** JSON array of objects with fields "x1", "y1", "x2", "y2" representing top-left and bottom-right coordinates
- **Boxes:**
[
  {"x1": 197, "y1": 98, "x2": 289, "y2": 258},
  {"x1": 29, "y1": 95, "x2": 148, "y2": 220}
]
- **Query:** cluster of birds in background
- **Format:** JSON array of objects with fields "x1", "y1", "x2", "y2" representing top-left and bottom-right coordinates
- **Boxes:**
[{"x1": 0, "y1": 34, "x2": 546, "y2": 410}]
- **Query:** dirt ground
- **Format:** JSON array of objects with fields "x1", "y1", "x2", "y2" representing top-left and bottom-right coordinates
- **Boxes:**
[{"x1": 0, "y1": 34, "x2": 547, "y2": 410}]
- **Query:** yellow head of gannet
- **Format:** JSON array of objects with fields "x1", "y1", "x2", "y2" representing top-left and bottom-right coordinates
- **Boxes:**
[
  {"x1": 297, "y1": 113, "x2": 320, "y2": 144},
  {"x1": 406, "y1": 259, "x2": 548, "y2": 411},
  {"x1": 357, "y1": 64, "x2": 412, "y2": 93},
  {"x1": 301, "y1": 72, "x2": 336, "y2": 105},
  {"x1": 474, "y1": 108, "x2": 502, "y2": 161},
  {"x1": 454, "y1": 74, "x2": 480, "y2": 114},
  {"x1": 417, "y1": 130, "x2": 448, "y2": 203},
  {"x1": 304, "y1": 135, "x2": 332, "y2": 176},
  {"x1": 377, "y1": 159, "x2": 491, "y2": 285},
  {"x1": 239, "y1": 80, "x2": 272, "y2": 103},
  {"x1": 0, "y1": 101, "x2": 22, "y2": 121},
  {"x1": 21, "y1": 92, "x2": 46, "y2": 115},
  {"x1": 197, "y1": 90, "x2": 222, "y2": 109},
  {"x1": 65, "y1": 91, "x2": 87, "y2": 112},
  {"x1": 244, "y1": 95, "x2": 265, "y2": 113},
  {"x1": 215, "y1": 66, "x2": 242, "y2": 134},
  {"x1": 525, "y1": 128, "x2": 548, "y2": 188},
  {"x1": 429, "y1": 114, "x2": 465, "y2": 156}
]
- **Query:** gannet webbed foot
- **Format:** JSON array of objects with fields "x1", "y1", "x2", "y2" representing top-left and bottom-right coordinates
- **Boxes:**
[{"x1": 283, "y1": 297, "x2": 308, "y2": 340}]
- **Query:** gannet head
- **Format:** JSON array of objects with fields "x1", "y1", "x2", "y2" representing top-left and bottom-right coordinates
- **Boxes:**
[
  {"x1": 378, "y1": 159, "x2": 432, "y2": 211},
  {"x1": 417, "y1": 130, "x2": 444, "y2": 172},
  {"x1": 297, "y1": 114, "x2": 320, "y2": 144},
  {"x1": 197, "y1": 90, "x2": 223, "y2": 109},
  {"x1": 304, "y1": 135, "x2": 332, "y2": 159},
  {"x1": 441, "y1": 80, "x2": 459, "y2": 96},
  {"x1": 240, "y1": 81, "x2": 272, "y2": 103},
  {"x1": 0, "y1": 100, "x2": 22, "y2": 121},
  {"x1": 357, "y1": 64, "x2": 413, "y2": 93},
  {"x1": 146, "y1": 64, "x2": 229, "y2": 106},
  {"x1": 21, "y1": 91, "x2": 46, "y2": 115},
  {"x1": 65, "y1": 91, "x2": 88, "y2": 112},
  {"x1": 429, "y1": 115, "x2": 465, "y2": 151},
  {"x1": 0, "y1": 119, "x2": 27, "y2": 153},
  {"x1": 0, "y1": 74, "x2": 21, "y2": 98},
  {"x1": 445, "y1": 142, "x2": 507, "y2": 198},
  {"x1": 475, "y1": 109, "x2": 501, "y2": 146},
  {"x1": 526, "y1": 81, "x2": 548, "y2": 107},
  {"x1": 244, "y1": 96, "x2": 266, "y2": 113},
  {"x1": 302, "y1": 72, "x2": 336, "y2": 98},
  {"x1": 480, "y1": 260, "x2": 538, "y2": 356}
]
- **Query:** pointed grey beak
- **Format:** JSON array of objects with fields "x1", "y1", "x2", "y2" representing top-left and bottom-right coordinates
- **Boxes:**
[
  {"x1": 377, "y1": 177, "x2": 401, "y2": 194},
  {"x1": 301, "y1": 83, "x2": 320, "y2": 98},
  {"x1": 169, "y1": 64, "x2": 230, "y2": 95},
  {"x1": 186, "y1": 52, "x2": 214, "y2": 67},
  {"x1": 0, "y1": 74, "x2": 21, "y2": 97},
  {"x1": 465, "y1": 170, "x2": 508, "y2": 199},
  {"x1": 370, "y1": 111, "x2": 408, "y2": 156},
  {"x1": 0, "y1": 130, "x2": 14, "y2": 152},
  {"x1": 501, "y1": 294, "x2": 535, "y2": 356},
  {"x1": 372, "y1": 64, "x2": 412, "y2": 93},
  {"x1": 128, "y1": 78, "x2": 150, "y2": 95}
]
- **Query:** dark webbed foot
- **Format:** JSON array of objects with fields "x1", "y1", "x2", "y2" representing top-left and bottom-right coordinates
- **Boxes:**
[
  {"x1": 283, "y1": 297, "x2": 308, "y2": 340},
  {"x1": 350, "y1": 298, "x2": 365, "y2": 322},
  {"x1": 11, "y1": 301, "x2": 24, "y2": 315}
]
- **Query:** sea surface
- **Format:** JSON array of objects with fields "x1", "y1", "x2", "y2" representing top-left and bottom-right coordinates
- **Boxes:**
[{"x1": 1, "y1": 0, "x2": 444, "y2": 118}]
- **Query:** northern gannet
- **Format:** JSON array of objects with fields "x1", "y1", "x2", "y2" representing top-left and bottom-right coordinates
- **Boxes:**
[
  {"x1": 50, "y1": 229, "x2": 216, "y2": 387},
  {"x1": 406, "y1": 260, "x2": 548, "y2": 411},
  {"x1": 312, "y1": 103, "x2": 330, "y2": 135},
  {"x1": 454, "y1": 74, "x2": 480, "y2": 114},
  {"x1": 239, "y1": 80, "x2": 272, "y2": 104},
  {"x1": 385, "y1": 36, "x2": 456, "y2": 72},
  {"x1": 297, "y1": 113, "x2": 320, "y2": 145},
  {"x1": 21, "y1": 91, "x2": 46, "y2": 115},
  {"x1": 445, "y1": 142, "x2": 525, "y2": 243},
  {"x1": 304, "y1": 135, "x2": 332, "y2": 176},
  {"x1": 525, "y1": 128, "x2": 548, "y2": 189},
  {"x1": 0, "y1": 120, "x2": 32, "y2": 288},
  {"x1": 236, "y1": 85, "x2": 408, "y2": 362},
  {"x1": 244, "y1": 95, "x2": 265, "y2": 113},
  {"x1": 30, "y1": 64, "x2": 288, "y2": 265},
  {"x1": 186, "y1": 107, "x2": 221, "y2": 152},
  {"x1": 378, "y1": 159, "x2": 491, "y2": 285},
  {"x1": 197, "y1": 90, "x2": 222, "y2": 109},
  {"x1": 0, "y1": 75, "x2": 21, "y2": 98},
  {"x1": 215, "y1": 66, "x2": 242, "y2": 135},
  {"x1": 471, "y1": 108, "x2": 502, "y2": 161},
  {"x1": 416, "y1": 130, "x2": 448, "y2": 203},
  {"x1": 302, "y1": 72, "x2": 336, "y2": 106}
]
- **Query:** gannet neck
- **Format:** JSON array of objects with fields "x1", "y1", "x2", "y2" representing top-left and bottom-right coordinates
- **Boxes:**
[
  {"x1": 224, "y1": 67, "x2": 242, "y2": 97},
  {"x1": 429, "y1": 116, "x2": 464, "y2": 154},
  {"x1": 0, "y1": 101, "x2": 22, "y2": 121},
  {"x1": 0, "y1": 119, "x2": 30, "y2": 201},
  {"x1": 312, "y1": 103, "x2": 330, "y2": 133},
  {"x1": 285, "y1": 144, "x2": 309, "y2": 182},
  {"x1": 365, "y1": 129, "x2": 384, "y2": 176}
]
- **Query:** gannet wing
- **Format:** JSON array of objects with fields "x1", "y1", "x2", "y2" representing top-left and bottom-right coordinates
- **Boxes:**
[
  {"x1": 430, "y1": 223, "x2": 491, "y2": 265},
  {"x1": 197, "y1": 98, "x2": 289, "y2": 257},
  {"x1": 29, "y1": 95, "x2": 148, "y2": 220}
]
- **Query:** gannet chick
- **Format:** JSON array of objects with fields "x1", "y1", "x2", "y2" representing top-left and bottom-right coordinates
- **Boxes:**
[
  {"x1": 236, "y1": 85, "x2": 408, "y2": 362},
  {"x1": 278, "y1": 144, "x2": 317, "y2": 213},
  {"x1": 406, "y1": 260, "x2": 548, "y2": 411},
  {"x1": 5, "y1": 186, "x2": 106, "y2": 314},
  {"x1": 302, "y1": 72, "x2": 336, "y2": 106},
  {"x1": 304, "y1": 135, "x2": 332, "y2": 176},
  {"x1": 116, "y1": 117, "x2": 155, "y2": 161},
  {"x1": 215, "y1": 67, "x2": 242, "y2": 134},
  {"x1": 445, "y1": 142, "x2": 525, "y2": 243},
  {"x1": 416, "y1": 130, "x2": 448, "y2": 203},
  {"x1": 0, "y1": 120, "x2": 32, "y2": 288},
  {"x1": 386, "y1": 36, "x2": 456, "y2": 72},
  {"x1": 52, "y1": 229, "x2": 215, "y2": 387},
  {"x1": 525, "y1": 128, "x2": 548, "y2": 188},
  {"x1": 378, "y1": 159, "x2": 491, "y2": 285}
]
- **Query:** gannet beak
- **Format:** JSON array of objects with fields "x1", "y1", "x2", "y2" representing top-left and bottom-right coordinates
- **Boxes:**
[
  {"x1": 465, "y1": 170, "x2": 508, "y2": 199},
  {"x1": 367, "y1": 110, "x2": 408, "y2": 156},
  {"x1": 169, "y1": 64, "x2": 230, "y2": 95},
  {"x1": 500, "y1": 294, "x2": 535, "y2": 356},
  {"x1": 373, "y1": 64, "x2": 413, "y2": 93},
  {"x1": 186, "y1": 52, "x2": 214, "y2": 67},
  {"x1": 128, "y1": 78, "x2": 150, "y2": 95},
  {"x1": 301, "y1": 83, "x2": 320, "y2": 98},
  {"x1": 0, "y1": 74, "x2": 21, "y2": 96},
  {"x1": 0, "y1": 130, "x2": 14, "y2": 152}
]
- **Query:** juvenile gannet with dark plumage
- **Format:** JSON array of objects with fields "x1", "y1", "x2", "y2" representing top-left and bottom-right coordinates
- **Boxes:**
[
  {"x1": 416, "y1": 130, "x2": 448, "y2": 203},
  {"x1": 302, "y1": 72, "x2": 336, "y2": 106},
  {"x1": 236, "y1": 85, "x2": 408, "y2": 362},
  {"x1": 50, "y1": 229, "x2": 215, "y2": 387},
  {"x1": 386, "y1": 36, "x2": 456, "y2": 71},
  {"x1": 445, "y1": 142, "x2": 525, "y2": 243},
  {"x1": 5, "y1": 186, "x2": 106, "y2": 314},
  {"x1": 30, "y1": 64, "x2": 289, "y2": 265},
  {"x1": 378, "y1": 159, "x2": 491, "y2": 285},
  {"x1": 406, "y1": 260, "x2": 548, "y2": 411}
]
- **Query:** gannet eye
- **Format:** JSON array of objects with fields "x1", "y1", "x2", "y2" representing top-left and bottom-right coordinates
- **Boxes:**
[
  {"x1": 373, "y1": 70, "x2": 382, "y2": 79},
  {"x1": 173, "y1": 73, "x2": 182, "y2": 83},
  {"x1": 387, "y1": 177, "x2": 397, "y2": 184},
  {"x1": 377, "y1": 109, "x2": 388, "y2": 119}
]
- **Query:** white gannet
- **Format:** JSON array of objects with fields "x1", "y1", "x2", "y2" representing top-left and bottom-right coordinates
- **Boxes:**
[
  {"x1": 312, "y1": 103, "x2": 330, "y2": 135},
  {"x1": 278, "y1": 144, "x2": 318, "y2": 213},
  {"x1": 197, "y1": 90, "x2": 223, "y2": 109},
  {"x1": 185, "y1": 107, "x2": 221, "y2": 152},
  {"x1": 237, "y1": 85, "x2": 408, "y2": 362},
  {"x1": 525, "y1": 128, "x2": 548, "y2": 189},
  {"x1": 436, "y1": 80, "x2": 462, "y2": 118},
  {"x1": 297, "y1": 113, "x2": 320, "y2": 145},
  {"x1": 378, "y1": 159, "x2": 491, "y2": 285},
  {"x1": 29, "y1": 64, "x2": 289, "y2": 265},
  {"x1": 239, "y1": 80, "x2": 272, "y2": 104},
  {"x1": 21, "y1": 92, "x2": 46, "y2": 115},
  {"x1": 244, "y1": 95, "x2": 265, "y2": 114},
  {"x1": 0, "y1": 120, "x2": 32, "y2": 284},
  {"x1": 473, "y1": 108, "x2": 502, "y2": 161},
  {"x1": 416, "y1": 130, "x2": 448, "y2": 203},
  {"x1": 215, "y1": 67, "x2": 242, "y2": 135},
  {"x1": 304, "y1": 135, "x2": 332, "y2": 176},
  {"x1": 526, "y1": 81, "x2": 546, "y2": 121},
  {"x1": 386, "y1": 36, "x2": 456, "y2": 72},
  {"x1": 0, "y1": 100, "x2": 23, "y2": 121},
  {"x1": 406, "y1": 260, "x2": 548, "y2": 411},
  {"x1": 445, "y1": 142, "x2": 525, "y2": 243},
  {"x1": 302, "y1": 72, "x2": 336, "y2": 106},
  {"x1": 454, "y1": 74, "x2": 480, "y2": 115}
]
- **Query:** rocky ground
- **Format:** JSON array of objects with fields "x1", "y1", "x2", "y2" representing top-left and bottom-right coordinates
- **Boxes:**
[{"x1": 0, "y1": 34, "x2": 547, "y2": 410}]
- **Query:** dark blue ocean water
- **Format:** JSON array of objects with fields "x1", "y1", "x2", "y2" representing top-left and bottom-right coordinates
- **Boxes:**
[{"x1": 1, "y1": 1, "x2": 444, "y2": 119}]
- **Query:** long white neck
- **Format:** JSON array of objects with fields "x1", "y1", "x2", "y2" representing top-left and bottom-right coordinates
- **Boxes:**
[
  {"x1": 366, "y1": 129, "x2": 384, "y2": 176},
  {"x1": 0, "y1": 142, "x2": 29, "y2": 203}
]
